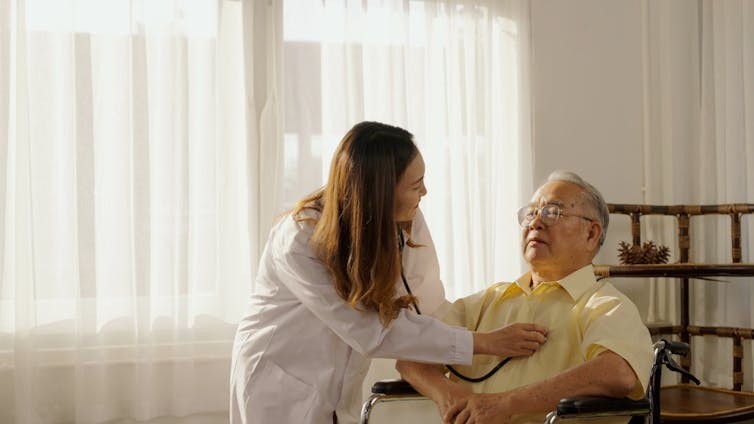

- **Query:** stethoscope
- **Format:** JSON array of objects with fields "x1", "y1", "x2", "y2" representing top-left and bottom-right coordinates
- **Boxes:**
[{"x1": 398, "y1": 228, "x2": 510, "y2": 383}]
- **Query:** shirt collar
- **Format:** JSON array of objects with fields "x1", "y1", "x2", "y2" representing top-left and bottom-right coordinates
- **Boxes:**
[{"x1": 508, "y1": 264, "x2": 597, "y2": 301}]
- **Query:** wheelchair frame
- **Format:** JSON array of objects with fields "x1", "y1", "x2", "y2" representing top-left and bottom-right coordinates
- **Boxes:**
[{"x1": 361, "y1": 340, "x2": 696, "y2": 424}]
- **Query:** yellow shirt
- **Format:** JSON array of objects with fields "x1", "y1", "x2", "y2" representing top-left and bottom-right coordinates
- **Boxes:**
[{"x1": 444, "y1": 264, "x2": 652, "y2": 424}]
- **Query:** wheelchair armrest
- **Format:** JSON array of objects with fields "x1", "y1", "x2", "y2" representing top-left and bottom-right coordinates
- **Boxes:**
[
  {"x1": 556, "y1": 396, "x2": 650, "y2": 417},
  {"x1": 371, "y1": 379, "x2": 419, "y2": 395}
]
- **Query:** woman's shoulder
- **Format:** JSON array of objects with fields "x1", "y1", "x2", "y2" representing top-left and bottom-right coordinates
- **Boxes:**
[
  {"x1": 270, "y1": 208, "x2": 320, "y2": 256},
  {"x1": 293, "y1": 206, "x2": 321, "y2": 222}
]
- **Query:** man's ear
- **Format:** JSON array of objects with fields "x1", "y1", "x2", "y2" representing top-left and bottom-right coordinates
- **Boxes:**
[{"x1": 586, "y1": 222, "x2": 602, "y2": 249}]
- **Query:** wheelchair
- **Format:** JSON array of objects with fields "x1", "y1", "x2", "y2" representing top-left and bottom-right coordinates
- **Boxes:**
[{"x1": 360, "y1": 339, "x2": 698, "y2": 424}]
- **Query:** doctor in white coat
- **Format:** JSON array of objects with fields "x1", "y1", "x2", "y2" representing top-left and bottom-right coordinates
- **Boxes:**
[{"x1": 229, "y1": 121, "x2": 547, "y2": 424}]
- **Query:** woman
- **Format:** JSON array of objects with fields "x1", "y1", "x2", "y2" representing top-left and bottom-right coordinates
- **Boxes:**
[{"x1": 229, "y1": 121, "x2": 546, "y2": 423}]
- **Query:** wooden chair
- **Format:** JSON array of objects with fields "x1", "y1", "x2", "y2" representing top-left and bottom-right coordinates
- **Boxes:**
[{"x1": 595, "y1": 203, "x2": 754, "y2": 423}]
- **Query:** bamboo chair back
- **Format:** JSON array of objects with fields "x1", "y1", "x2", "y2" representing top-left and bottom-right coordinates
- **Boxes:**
[{"x1": 594, "y1": 203, "x2": 754, "y2": 422}]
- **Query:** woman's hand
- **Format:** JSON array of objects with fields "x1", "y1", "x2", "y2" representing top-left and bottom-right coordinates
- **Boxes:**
[{"x1": 473, "y1": 323, "x2": 547, "y2": 357}]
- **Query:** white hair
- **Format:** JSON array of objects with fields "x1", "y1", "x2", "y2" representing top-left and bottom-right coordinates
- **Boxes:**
[{"x1": 546, "y1": 170, "x2": 609, "y2": 247}]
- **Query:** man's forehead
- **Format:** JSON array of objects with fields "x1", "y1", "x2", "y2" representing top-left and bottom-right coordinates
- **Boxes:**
[{"x1": 529, "y1": 181, "x2": 583, "y2": 205}]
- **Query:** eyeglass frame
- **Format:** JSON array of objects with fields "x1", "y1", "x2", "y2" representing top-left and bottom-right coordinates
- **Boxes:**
[{"x1": 516, "y1": 203, "x2": 596, "y2": 228}]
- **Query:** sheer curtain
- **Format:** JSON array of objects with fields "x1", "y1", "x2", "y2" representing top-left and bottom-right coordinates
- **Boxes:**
[
  {"x1": 282, "y1": 0, "x2": 533, "y2": 301},
  {"x1": 1, "y1": 0, "x2": 531, "y2": 421},
  {"x1": 641, "y1": 0, "x2": 754, "y2": 390},
  {"x1": 1, "y1": 1, "x2": 282, "y2": 423}
]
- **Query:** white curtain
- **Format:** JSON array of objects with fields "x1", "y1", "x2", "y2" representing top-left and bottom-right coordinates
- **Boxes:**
[
  {"x1": 642, "y1": 0, "x2": 754, "y2": 390},
  {"x1": 2, "y1": 0, "x2": 530, "y2": 421},
  {"x1": 282, "y1": 0, "x2": 533, "y2": 301},
  {"x1": 0, "y1": 0, "x2": 282, "y2": 422}
]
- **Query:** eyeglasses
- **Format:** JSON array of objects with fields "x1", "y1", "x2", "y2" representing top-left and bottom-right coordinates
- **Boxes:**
[{"x1": 517, "y1": 204, "x2": 594, "y2": 228}]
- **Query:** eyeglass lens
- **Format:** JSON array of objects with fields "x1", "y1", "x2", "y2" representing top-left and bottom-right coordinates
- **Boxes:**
[{"x1": 519, "y1": 204, "x2": 560, "y2": 226}]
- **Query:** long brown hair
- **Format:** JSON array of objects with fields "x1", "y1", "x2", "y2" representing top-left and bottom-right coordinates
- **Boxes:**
[{"x1": 294, "y1": 121, "x2": 419, "y2": 326}]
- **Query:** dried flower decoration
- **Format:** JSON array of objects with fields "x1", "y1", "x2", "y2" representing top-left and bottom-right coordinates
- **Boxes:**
[{"x1": 618, "y1": 240, "x2": 671, "y2": 265}]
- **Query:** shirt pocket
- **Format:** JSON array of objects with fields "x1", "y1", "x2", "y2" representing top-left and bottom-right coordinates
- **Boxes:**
[{"x1": 246, "y1": 360, "x2": 317, "y2": 422}]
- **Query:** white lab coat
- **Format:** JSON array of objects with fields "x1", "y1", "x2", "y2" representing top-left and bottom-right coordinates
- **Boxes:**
[{"x1": 229, "y1": 209, "x2": 473, "y2": 424}]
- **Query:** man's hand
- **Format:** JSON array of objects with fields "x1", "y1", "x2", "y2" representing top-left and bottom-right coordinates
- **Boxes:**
[
  {"x1": 394, "y1": 361, "x2": 475, "y2": 422},
  {"x1": 434, "y1": 384, "x2": 471, "y2": 423},
  {"x1": 473, "y1": 323, "x2": 548, "y2": 357},
  {"x1": 445, "y1": 393, "x2": 513, "y2": 424}
]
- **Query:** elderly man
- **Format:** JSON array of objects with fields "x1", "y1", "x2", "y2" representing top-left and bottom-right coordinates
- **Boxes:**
[{"x1": 396, "y1": 171, "x2": 652, "y2": 424}]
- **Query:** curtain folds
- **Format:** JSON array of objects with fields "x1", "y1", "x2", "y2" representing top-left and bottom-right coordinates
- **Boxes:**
[
  {"x1": 642, "y1": 0, "x2": 754, "y2": 390},
  {"x1": 2, "y1": 0, "x2": 530, "y2": 422},
  {"x1": 283, "y1": 0, "x2": 533, "y2": 300},
  {"x1": 1, "y1": 1, "x2": 283, "y2": 422}
]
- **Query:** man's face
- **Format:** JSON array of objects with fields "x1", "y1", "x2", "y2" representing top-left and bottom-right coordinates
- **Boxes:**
[{"x1": 521, "y1": 181, "x2": 602, "y2": 276}]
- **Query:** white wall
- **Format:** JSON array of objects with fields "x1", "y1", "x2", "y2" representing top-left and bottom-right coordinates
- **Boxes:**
[
  {"x1": 530, "y1": 0, "x2": 649, "y2": 314},
  {"x1": 531, "y1": 0, "x2": 644, "y2": 194}
]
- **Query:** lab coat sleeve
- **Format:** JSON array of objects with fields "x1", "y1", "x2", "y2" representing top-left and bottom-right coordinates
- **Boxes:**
[{"x1": 273, "y1": 218, "x2": 473, "y2": 365}]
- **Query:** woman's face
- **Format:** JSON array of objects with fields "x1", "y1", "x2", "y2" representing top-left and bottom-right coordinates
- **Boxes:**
[{"x1": 394, "y1": 153, "x2": 427, "y2": 222}]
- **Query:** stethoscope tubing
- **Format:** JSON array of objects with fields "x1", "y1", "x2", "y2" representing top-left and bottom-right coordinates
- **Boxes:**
[{"x1": 398, "y1": 227, "x2": 508, "y2": 383}]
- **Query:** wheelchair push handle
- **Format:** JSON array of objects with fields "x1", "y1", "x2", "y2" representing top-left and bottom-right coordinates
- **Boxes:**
[
  {"x1": 656, "y1": 339, "x2": 690, "y2": 356},
  {"x1": 654, "y1": 340, "x2": 701, "y2": 386}
]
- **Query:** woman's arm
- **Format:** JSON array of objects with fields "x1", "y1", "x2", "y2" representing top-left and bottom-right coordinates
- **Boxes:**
[{"x1": 272, "y1": 216, "x2": 474, "y2": 364}]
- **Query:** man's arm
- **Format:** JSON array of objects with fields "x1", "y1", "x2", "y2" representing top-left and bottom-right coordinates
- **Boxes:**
[
  {"x1": 447, "y1": 350, "x2": 638, "y2": 424},
  {"x1": 395, "y1": 360, "x2": 472, "y2": 421}
]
